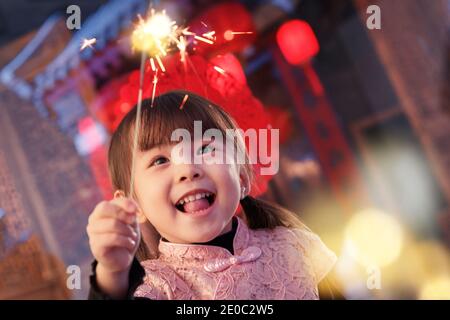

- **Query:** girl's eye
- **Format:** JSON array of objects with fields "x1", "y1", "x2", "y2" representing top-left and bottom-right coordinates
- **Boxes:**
[
  {"x1": 150, "y1": 156, "x2": 169, "y2": 167},
  {"x1": 198, "y1": 143, "x2": 215, "y2": 155}
]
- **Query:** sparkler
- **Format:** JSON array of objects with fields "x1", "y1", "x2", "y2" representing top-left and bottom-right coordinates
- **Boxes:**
[
  {"x1": 76, "y1": 0, "x2": 256, "y2": 208},
  {"x1": 126, "y1": 8, "x2": 251, "y2": 197},
  {"x1": 131, "y1": 10, "x2": 178, "y2": 58},
  {"x1": 128, "y1": 8, "x2": 194, "y2": 196},
  {"x1": 128, "y1": 9, "x2": 181, "y2": 197}
]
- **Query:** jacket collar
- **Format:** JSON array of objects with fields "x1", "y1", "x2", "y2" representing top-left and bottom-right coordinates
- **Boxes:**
[{"x1": 158, "y1": 216, "x2": 250, "y2": 264}]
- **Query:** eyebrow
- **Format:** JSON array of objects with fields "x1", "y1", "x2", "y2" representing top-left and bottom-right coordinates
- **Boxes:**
[{"x1": 143, "y1": 141, "x2": 180, "y2": 151}]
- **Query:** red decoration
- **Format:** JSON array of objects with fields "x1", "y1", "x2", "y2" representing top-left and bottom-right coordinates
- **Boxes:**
[
  {"x1": 188, "y1": 2, "x2": 256, "y2": 57},
  {"x1": 273, "y1": 49, "x2": 369, "y2": 211},
  {"x1": 92, "y1": 73, "x2": 131, "y2": 133},
  {"x1": 207, "y1": 54, "x2": 247, "y2": 96},
  {"x1": 276, "y1": 20, "x2": 319, "y2": 65},
  {"x1": 89, "y1": 145, "x2": 113, "y2": 199}
]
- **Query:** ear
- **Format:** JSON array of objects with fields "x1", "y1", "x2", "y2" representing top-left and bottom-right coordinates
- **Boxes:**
[
  {"x1": 114, "y1": 190, "x2": 126, "y2": 199},
  {"x1": 239, "y1": 169, "x2": 251, "y2": 198},
  {"x1": 113, "y1": 190, "x2": 147, "y2": 224}
]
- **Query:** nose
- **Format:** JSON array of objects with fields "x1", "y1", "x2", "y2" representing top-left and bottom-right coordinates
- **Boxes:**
[{"x1": 175, "y1": 164, "x2": 203, "y2": 183}]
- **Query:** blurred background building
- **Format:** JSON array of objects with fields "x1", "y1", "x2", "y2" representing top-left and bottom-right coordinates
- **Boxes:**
[{"x1": 0, "y1": 0, "x2": 449, "y2": 299}]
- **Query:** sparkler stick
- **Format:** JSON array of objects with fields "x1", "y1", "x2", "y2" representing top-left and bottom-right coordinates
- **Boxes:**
[{"x1": 128, "y1": 51, "x2": 147, "y2": 198}]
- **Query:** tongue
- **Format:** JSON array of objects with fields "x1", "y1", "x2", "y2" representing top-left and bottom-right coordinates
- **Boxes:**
[{"x1": 183, "y1": 198, "x2": 210, "y2": 213}]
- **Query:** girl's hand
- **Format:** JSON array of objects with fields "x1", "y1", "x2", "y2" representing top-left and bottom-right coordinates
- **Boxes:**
[{"x1": 87, "y1": 198, "x2": 140, "y2": 274}]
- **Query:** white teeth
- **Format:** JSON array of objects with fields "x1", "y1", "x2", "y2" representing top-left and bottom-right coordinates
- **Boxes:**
[{"x1": 177, "y1": 192, "x2": 213, "y2": 206}]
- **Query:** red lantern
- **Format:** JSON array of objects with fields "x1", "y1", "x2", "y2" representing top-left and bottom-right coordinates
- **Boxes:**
[
  {"x1": 207, "y1": 54, "x2": 247, "y2": 96},
  {"x1": 276, "y1": 20, "x2": 319, "y2": 65}
]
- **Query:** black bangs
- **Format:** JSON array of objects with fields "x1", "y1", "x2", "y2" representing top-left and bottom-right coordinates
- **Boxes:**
[{"x1": 126, "y1": 90, "x2": 236, "y2": 151}]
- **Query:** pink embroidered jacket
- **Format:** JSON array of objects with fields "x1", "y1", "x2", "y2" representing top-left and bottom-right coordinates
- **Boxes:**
[{"x1": 134, "y1": 216, "x2": 337, "y2": 300}]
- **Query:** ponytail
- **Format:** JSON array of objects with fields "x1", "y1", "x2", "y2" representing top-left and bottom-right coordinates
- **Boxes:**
[
  {"x1": 135, "y1": 220, "x2": 160, "y2": 262},
  {"x1": 240, "y1": 195, "x2": 308, "y2": 231}
]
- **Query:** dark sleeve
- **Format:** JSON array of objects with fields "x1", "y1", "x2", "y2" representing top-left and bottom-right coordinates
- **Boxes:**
[
  {"x1": 318, "y1": 273, "x2": 346, "y2": 300},
  {"x1": 88, "y1": 258, "x2": 149, "y2": 300}
]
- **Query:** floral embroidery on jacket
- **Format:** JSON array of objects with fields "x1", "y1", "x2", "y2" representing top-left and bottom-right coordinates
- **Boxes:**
[{"x1": 134, "y1": 216, "x2": 337, "y2": 300}]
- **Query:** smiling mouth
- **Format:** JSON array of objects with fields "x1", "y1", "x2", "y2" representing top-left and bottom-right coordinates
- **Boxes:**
[{"x1": 175, "y1": 192, "x2": 216, "y2": 213}]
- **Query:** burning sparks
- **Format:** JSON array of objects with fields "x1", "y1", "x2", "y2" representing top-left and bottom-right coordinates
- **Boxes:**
[
  {"x1": 194, "y1": 35, "x2": 214, "y2": 45},
  {"x1": 151, "y1": 69, "x2": 159, "y2": 108},
  {"x1": 230, "y1": 31, "x2": 253, "y2": 35},
  {"x1": 179, "y1": 94, "x2": 189, "y2": 110},
  {"x1": 80, "y1": 38, "x2": 97, "y2": 51},
  {"x1": 131, "y1": 10, "x2": 217, "y2": 69},
  {"x1": 155, "y1": 55, "x2": 166, "y2": 72},
  {"x1": 213, "y1": 66, "x2": 226, "y2": 75},
  {"x1": 149, "y1": 58, "x2": 156, "y2": 71},
  {"x1": 202, "y1": 31, "x2": 216, "y2": 40},
  {"x1": 223, "y1": 30, "x2": 253, "y2": 41},
  {"x1": 177, "y1": 36, "x2": 188, "y2": 63},
  {"x1": 131, "y1": 10, "x2": 178, "y2": 58}
]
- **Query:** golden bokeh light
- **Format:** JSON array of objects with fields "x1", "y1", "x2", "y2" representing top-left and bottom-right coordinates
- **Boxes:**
[
  {"x1": 345, "y1": 208, "x2": 404, "y2": 267},
  {"x1": 419, "y1": 276, "x2": 450, "y2": 300}
]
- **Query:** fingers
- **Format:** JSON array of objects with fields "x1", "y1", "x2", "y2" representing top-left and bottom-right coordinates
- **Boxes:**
[
  {"x1": 89, "y1": 198, "x2": 137, "y2": 225},
  {"x1": 110, "y1": 197, "x2": 139, "y2": 214},
  {"x1": 87, "y1": 218, "x2": 139, "y2": 240},
  {"x1": 110, "y1": 198, "x2": 141, "y2": 231},
  {"x1": 91, "y1": 233, "x2": 137, "y2": 254}
]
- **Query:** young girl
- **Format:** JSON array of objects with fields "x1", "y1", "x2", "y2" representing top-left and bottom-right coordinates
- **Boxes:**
[{"x1": 87, "y1": 90, "x2": 340, "y2": 300}]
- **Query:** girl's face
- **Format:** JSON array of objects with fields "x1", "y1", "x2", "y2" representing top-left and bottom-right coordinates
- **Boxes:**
[{"x1": 132, "y1": 137, "x2": 243, "y2": 244}]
